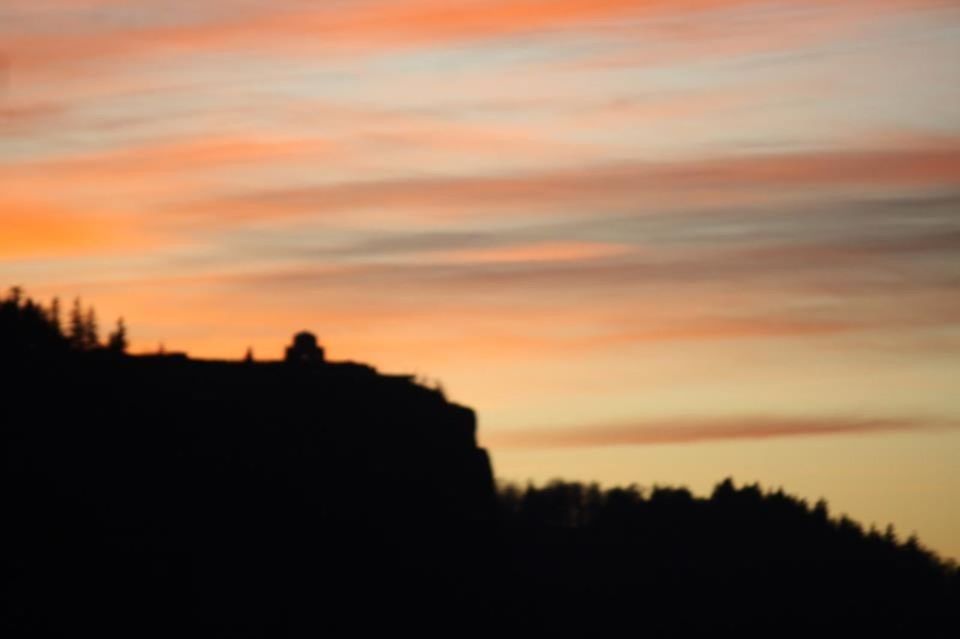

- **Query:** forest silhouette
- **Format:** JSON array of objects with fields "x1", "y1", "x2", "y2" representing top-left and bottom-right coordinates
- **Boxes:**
[{"x1": 3, "y1": 287, "x2": 958, "y2": 637}]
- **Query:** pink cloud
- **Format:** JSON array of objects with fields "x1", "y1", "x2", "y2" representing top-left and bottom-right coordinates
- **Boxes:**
[
  {"x1": 428, "y1": 241, "x2": 633, "y2": 264},
  {"x1": 487, "y1": 415, "x2": 956, "y2": 448},
  {"x1": 180, "y1": 143, "x2": 960, "y2": 222},
  {"x1": 6, "y1": 0, "x2": 950, "y2": 73}
]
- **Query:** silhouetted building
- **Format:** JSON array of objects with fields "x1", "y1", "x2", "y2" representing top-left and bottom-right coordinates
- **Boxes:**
[{"x1": 285, "y1": 331, "x2": 325, "y2": 365}]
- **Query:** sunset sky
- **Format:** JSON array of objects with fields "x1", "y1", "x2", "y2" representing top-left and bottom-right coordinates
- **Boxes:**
[{"x1": 2, "y1": 0, "x2": 959, "y2": 558}]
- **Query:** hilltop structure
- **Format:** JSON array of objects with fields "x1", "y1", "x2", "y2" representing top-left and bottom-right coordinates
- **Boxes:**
[{"x1": 285, "y1": 331, "x2": 325, "y2": 365}]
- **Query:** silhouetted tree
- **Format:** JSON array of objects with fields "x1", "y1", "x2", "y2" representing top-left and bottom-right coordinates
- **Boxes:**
[
  {"x1": 8, "y1": 285, "x2": 23, "y2": 307},
  {"x1": 1, "y1": 287, "x2": 69, "y2": 357},
  {"x1": 107, "y1": 317, "x2": 128, "y2": 354},
  {"x1": 49, "y1": 297, "x2": 62, "y2": 334},
  {"x1": 84, "y1": 307, "x2": 99, "y2": 350},
  {"x1": 69, "y1": 298, "x2": 86, "y2": 350},
  {"x1": 885, "y1": 523, "x2": 898, "y2": 544},
  {"x1": 813, "y1": 498, "x2": 829, "y2": 522}
]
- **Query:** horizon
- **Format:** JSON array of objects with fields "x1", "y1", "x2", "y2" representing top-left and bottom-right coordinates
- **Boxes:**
[{"x1": 3, "y1": 0, "x2": 960, "y2": 562}]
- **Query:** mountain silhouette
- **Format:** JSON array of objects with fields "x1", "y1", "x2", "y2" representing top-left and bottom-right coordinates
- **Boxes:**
[{"x1": 3, "y1": 287, "x2": 958, "y2": 637}]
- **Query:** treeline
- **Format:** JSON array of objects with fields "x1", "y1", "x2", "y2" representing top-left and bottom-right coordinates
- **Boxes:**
[
  {"x1": 0, "y1": 286, "x2": 127, "y2": 357},
  {"x1": 497, "y1": 478, "x2": 956, "y2": 574},
  {"x1": 490, "y1": 478, "x2": 959, "y2": 634}
]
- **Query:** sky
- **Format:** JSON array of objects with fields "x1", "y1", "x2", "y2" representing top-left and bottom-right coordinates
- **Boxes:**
[{"x1": 2, "y1": 0, "x2": 960, "y2": 558}]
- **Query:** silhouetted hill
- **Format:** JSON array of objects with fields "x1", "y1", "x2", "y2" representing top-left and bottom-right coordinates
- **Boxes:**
[
  {"x1": 2, "y1": 288, "x2": 958, "y2": 636},
  {"x1": 495, "y1": 480, "x2": 959, "y2": 635}
]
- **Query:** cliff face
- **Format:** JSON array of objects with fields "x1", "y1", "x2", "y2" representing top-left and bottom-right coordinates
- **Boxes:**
[
  {"x1": 8, "y1": 353, "x2": 496, "y2": 526},
  {"x1": 5, "y1": 351, "x2": 497, "y2": 635}
]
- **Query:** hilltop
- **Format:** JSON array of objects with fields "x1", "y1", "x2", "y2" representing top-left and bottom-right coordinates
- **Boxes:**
[{"x1": 2, "y1": 288, "x2": 958, "y2": 636}]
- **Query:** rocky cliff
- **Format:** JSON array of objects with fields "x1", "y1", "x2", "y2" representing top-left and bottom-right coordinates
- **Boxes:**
[{"x1": 5, "y1": 343, "x2": 497, "y2": 635}]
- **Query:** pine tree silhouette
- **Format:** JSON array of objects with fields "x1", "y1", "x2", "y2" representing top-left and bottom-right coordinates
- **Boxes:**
[
  {"x1": 84, "y1": 307, "x2": 99, "y2": 350},
  {"x1": 107, "y1": 318, "x2": 128, "y2": 354},
  {"x1": 49, "y1": 297, "x2": 62, "y2": 334},
  {"x1": 69, "y1": 298, "x2": 85, "y2": 350}
]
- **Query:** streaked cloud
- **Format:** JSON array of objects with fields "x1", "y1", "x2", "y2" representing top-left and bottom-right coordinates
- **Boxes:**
[
  {"x1": 426, "y1": 241, "x2": 632, "y2": 264},
  {"x1": 0, "y1": 1, "x2": 729, "y2": 71},
  {"x1": 0, "y1": 101, "x2": 66, "y2": 132},
  {"x1": 5, "y1": 0, "x2": 953, "y2": 74},
  {"x1": 3, "y1": 0, "x2": 960, "y2": 560},
  {"x1": 180, "y1": 143, "x2": 960, "y2": 223},
  {"x1": 488, "y1": 416, "x2": 956, "y2": 448}
]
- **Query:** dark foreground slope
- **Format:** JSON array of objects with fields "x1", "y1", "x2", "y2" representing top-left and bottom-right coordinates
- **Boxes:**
[
  {"x1": 4, "y1": 350, "x2": 497, "y2": 636},
  {"x1": 2, "y1": 291, "x2": 958, "y2": 636}
]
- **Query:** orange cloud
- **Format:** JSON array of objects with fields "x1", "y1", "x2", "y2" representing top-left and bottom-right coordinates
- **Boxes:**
[
  {"x1": 429, "y1": 241, "x2": 632, "y2": 264},
  {"x1": 487, "y1": 416, "x2": 956, "y2": 448},
  {"x1": 691, "y1": 147, "x2": 960, "y2": 188},
  {"x1": 0, "y1": 199, "x2": 152, "y2": 259},
  {"x1": 182, "y1": 144, "x2": 960, "y2": 222},
  {"x1": 9, "y1": 0, "x2": 945, "y2": 73},
  {"x1": 4, "y1": 1, "x2": 713, "y2": 69},
  {"x1": 328, "y1": 317, "x2": 859, "y2": 363},
  {"x1": 0, "y1": 134, "x2": 350, "y2": 213},
  {"x1": 3, "y1": 116, "x2": 585, "y2": 198}
]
